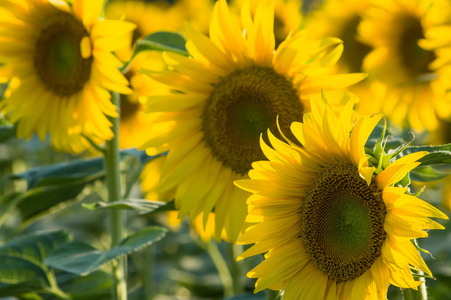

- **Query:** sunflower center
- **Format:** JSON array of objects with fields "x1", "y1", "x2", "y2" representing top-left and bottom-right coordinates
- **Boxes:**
[
  {"x1": 202, "y1": 65, "x2": 303, "y2": 175},
  {"x1": 399, "y1": 14, "x2": 435, "y2": 79},
  {"x1": 300, "y1": 162, "x2": 386, "y2": 282},
  {"x1": 34, "y1": 11, "x2": 92, "y2": 97},
  {"x1": 341, "y1": 16, "x2": 372, "y2": 73}
]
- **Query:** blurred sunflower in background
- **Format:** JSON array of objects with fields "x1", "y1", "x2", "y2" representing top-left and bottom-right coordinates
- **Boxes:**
[
  {"x1": 358, "y1": 0, "x2": 451, "y2": 132},
  {"x1": 105, "y1": 0, "x2": 219, "y2": 238},
  {"x1": 306, "y1": 0, "x2": 372, "y2": 74},
  {"x1": 0, "y1": 0, "x2": 134, "y2": 153},
  {"x1": 104, "y1": 0, "x2": 214, "y2": 149},
  {"x1": 236, "y1": 91, "x2": 448, "y2": 299},
  {"x1": 142, "y1": 0, "x2": 366, "y2": 242},
  {"x1": 229, "y1": 0, "x2": 304, "y2": 47}
]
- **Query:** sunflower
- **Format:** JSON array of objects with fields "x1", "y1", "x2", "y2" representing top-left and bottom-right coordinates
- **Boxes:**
[
  {"x1": 141, "y1": 156, "x2": 229, "y2": 242},
  {"x1": 142, "y1": 0, "x2": 366, "y2": 242},
  {"x1": 104, "y1": 0, "x2": 213, "y2": 148},
  {"x1": 0, "y1": 0, "x2": 135, "y2": 153},
  {"x1": 235, "y1": 91, "x2": 448, "y2": 299},
  {"x1": 306, "y1": 0, "x2": 372, "y2": 74},
  {"x1": 230, "y1": 0, "x2": 304, "y2": 47},
  {"x1": 358, "y1": 0, "x2": 450, "y2": 131}
]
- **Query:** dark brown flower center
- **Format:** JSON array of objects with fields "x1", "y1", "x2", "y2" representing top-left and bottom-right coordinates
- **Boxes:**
[
  {"x1": 34, "y1": 10, "x2": 92, "y2": 97},
  {"x1": 340, "y1": 15, "x2": 372, "y2": 73},
  {"x1": 300, "y1": 162, "x2": 386, "y2": 282},
  {"x1": 399, "y1": 14, "x2": 436, "y2": 79},
  {"x1": 202, "y1": 65, "x2": 303, "y2": 175}
]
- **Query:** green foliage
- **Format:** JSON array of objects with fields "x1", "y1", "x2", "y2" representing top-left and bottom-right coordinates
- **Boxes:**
[
  {"x1": 0, "y1": 125, "x2": 16, "y2": 143},
  {"x1": 45, "y1": 226, "x2": 167, "y2": 276},
  {"x1": 1, "y1": 149, "x2": 163, "y2": 230},
  {"x1": 135, "y1": 31, "x2": 188, "y2": 57},
  {"x1": 401, "y1": 143, "x2": 451, "y2": 182},
  {"x1": 82, "y1": 199, "x2": 168, "y2": 215},
  {"x1": 0, "y1": 230, "x2": 72, "y2": 298}
]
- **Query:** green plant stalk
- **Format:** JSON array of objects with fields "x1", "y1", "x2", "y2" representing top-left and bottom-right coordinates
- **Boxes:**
[
  {"x1": 402, "y1": 269, "x2": 428, "y2": 300},
  {"x1": 44, "y1": 268, "x2": 71, "y2": 300},
  {"x1": 205, "y1": 240, "x2": 234, "y2": 298},
  {"x1": 105, "y1": 92, "x2": 127, "y2": 300},
  {"x1": 228, "y1": 243, "x2": 245, "y2": 295}
]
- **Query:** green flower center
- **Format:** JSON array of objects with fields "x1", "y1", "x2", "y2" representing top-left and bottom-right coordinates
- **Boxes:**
[
  {"x1": 202, "y1": 65, "x2": 303, "y2": 175},
  {"x1": 399, "y1": 14, "x2": 436, "y2": 79},
  {"x1": 34, "y1": 11, "x2": 92, "y2": 97},
  {"x1": 300, "y1": 162, "x2": 386, "y2": 282}
]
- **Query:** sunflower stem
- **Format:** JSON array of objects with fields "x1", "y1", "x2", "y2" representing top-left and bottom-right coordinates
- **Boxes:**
[
  {"x1": 105, "y1": 91, "x2": 127, "y2": 300},
  {"x1": 402, "y1": 270, "x2": 428, "y2": 300},
  {"x1": 204, "y1": 240, "x2": 234, "y2": 298},
  {"x1": 228, "y1": 243, "x2": 245, "y2": 295}
]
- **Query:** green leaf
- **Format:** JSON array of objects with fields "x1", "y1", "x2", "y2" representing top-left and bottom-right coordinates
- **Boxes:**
[
  {"x1": 12, "y1": 149, "x2": 151, "y2": 189},
  {"x1": 0, "y1": 230, "x2": 72, "y2": 265},
  {"x1": 410, "y1": 165, "x2": 449, "y2": 182},
  {"x1": 135, "y1": 31, "x2": 188, "y2": 57},
  {"x1": 82, "y1": 199, "x2": 166, "y2": 214},
  {"x1": 0, "y1": 125, "x2": 16, "y2": 143},
  {"x1": 6, "y1": 149, "x2": 163, "y2": 226},
  {"x1": 0, "y1": 256, "x2": 48, "y2": 285},
  {"x1": 45, "y1": 226, "x2": 167, "y2": 275},
  {"x1": 402, "y1": 144, "x2": 451, "y2": 165},
  {"x1": 56, "y1": 270, "x2": 111, "y2": 300},
  {"x1": 398, "y1": 144, "x2": 451, "y2": 182},
  {"x1": 0, "y1": 281, "x2": 45, "y2": 298}
]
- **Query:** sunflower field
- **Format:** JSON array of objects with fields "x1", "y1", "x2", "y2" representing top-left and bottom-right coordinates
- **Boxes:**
[{"x1": 1, "y1": 0, "x2": 451, "y2": 299}]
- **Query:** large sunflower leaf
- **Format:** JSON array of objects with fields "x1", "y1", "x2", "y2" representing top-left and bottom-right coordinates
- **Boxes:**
[
  {"x1": 44, "y1": 226, "x2": 167, "y2": 275},
  {"x1": 400, "y1": 144, "x2": 451, "y2": 182},
  {"x1": 410, "y1": 165, "x2": 450, "y2": 182},
  {"x1": 0, "y1": 230, "x2": 72, "y2": 264},
  {"x1": 56, "y1": 270, "x2": 111, "y2": 300},
  {"x1": 4, "y1": 149, "x2": 161, "y2": 226},
  {"x1": 0, "y1": 281, "x2": 44, "y2": 298},
  {"x1": 82, "y1": 199, "x2": 167, "y2": 215},
  {"x1": 0, "y1": 230, "x2": 72, "y2": 296},
  {"x1": 0, "y1": 256, "x2": 48, "y2": 285}
]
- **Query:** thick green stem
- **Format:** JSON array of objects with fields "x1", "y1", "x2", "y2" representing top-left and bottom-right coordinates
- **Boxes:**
[
  {"x1": 228, "y1": 243, "x2": 245, "y2": 295},
  {"x1": 402, "y1": 270, "x2": 428, "y2": 300},
  {"x1": 105, "y1": 92, "x2": 127, "y2": 300},
  {"x1": 205, "y1": 240, "x2": 234, "y2": 298}
]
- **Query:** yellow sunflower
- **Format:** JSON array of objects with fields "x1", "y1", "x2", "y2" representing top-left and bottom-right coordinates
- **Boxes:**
[
  {"x1": 141, "y1": 156, "x2": 228, "y2": 242},
  {"x1": 235, "y1": 91, "x2": 448, "y2": 299},
  {"x1": 104, "y1": 0, "x2": 213, "y2": 149},
  {"x1": 306, "y1": 0, "x2": 372, "y2": 74},
  {"x1": 0, "y1": 0, "x2": 135, "y2": 153},
  {"x1": 230, "y1": 0, "x2": 304, "y2": 47},
  {"x1": 358, "y1": 0, "x2": 449, "y2": 131},
  {"x1": 105, "y1": 0, "x2": 214, "y2": 61},
  {"x1": 142, "y1": 0, "x2": 366, "y2": 242}
]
